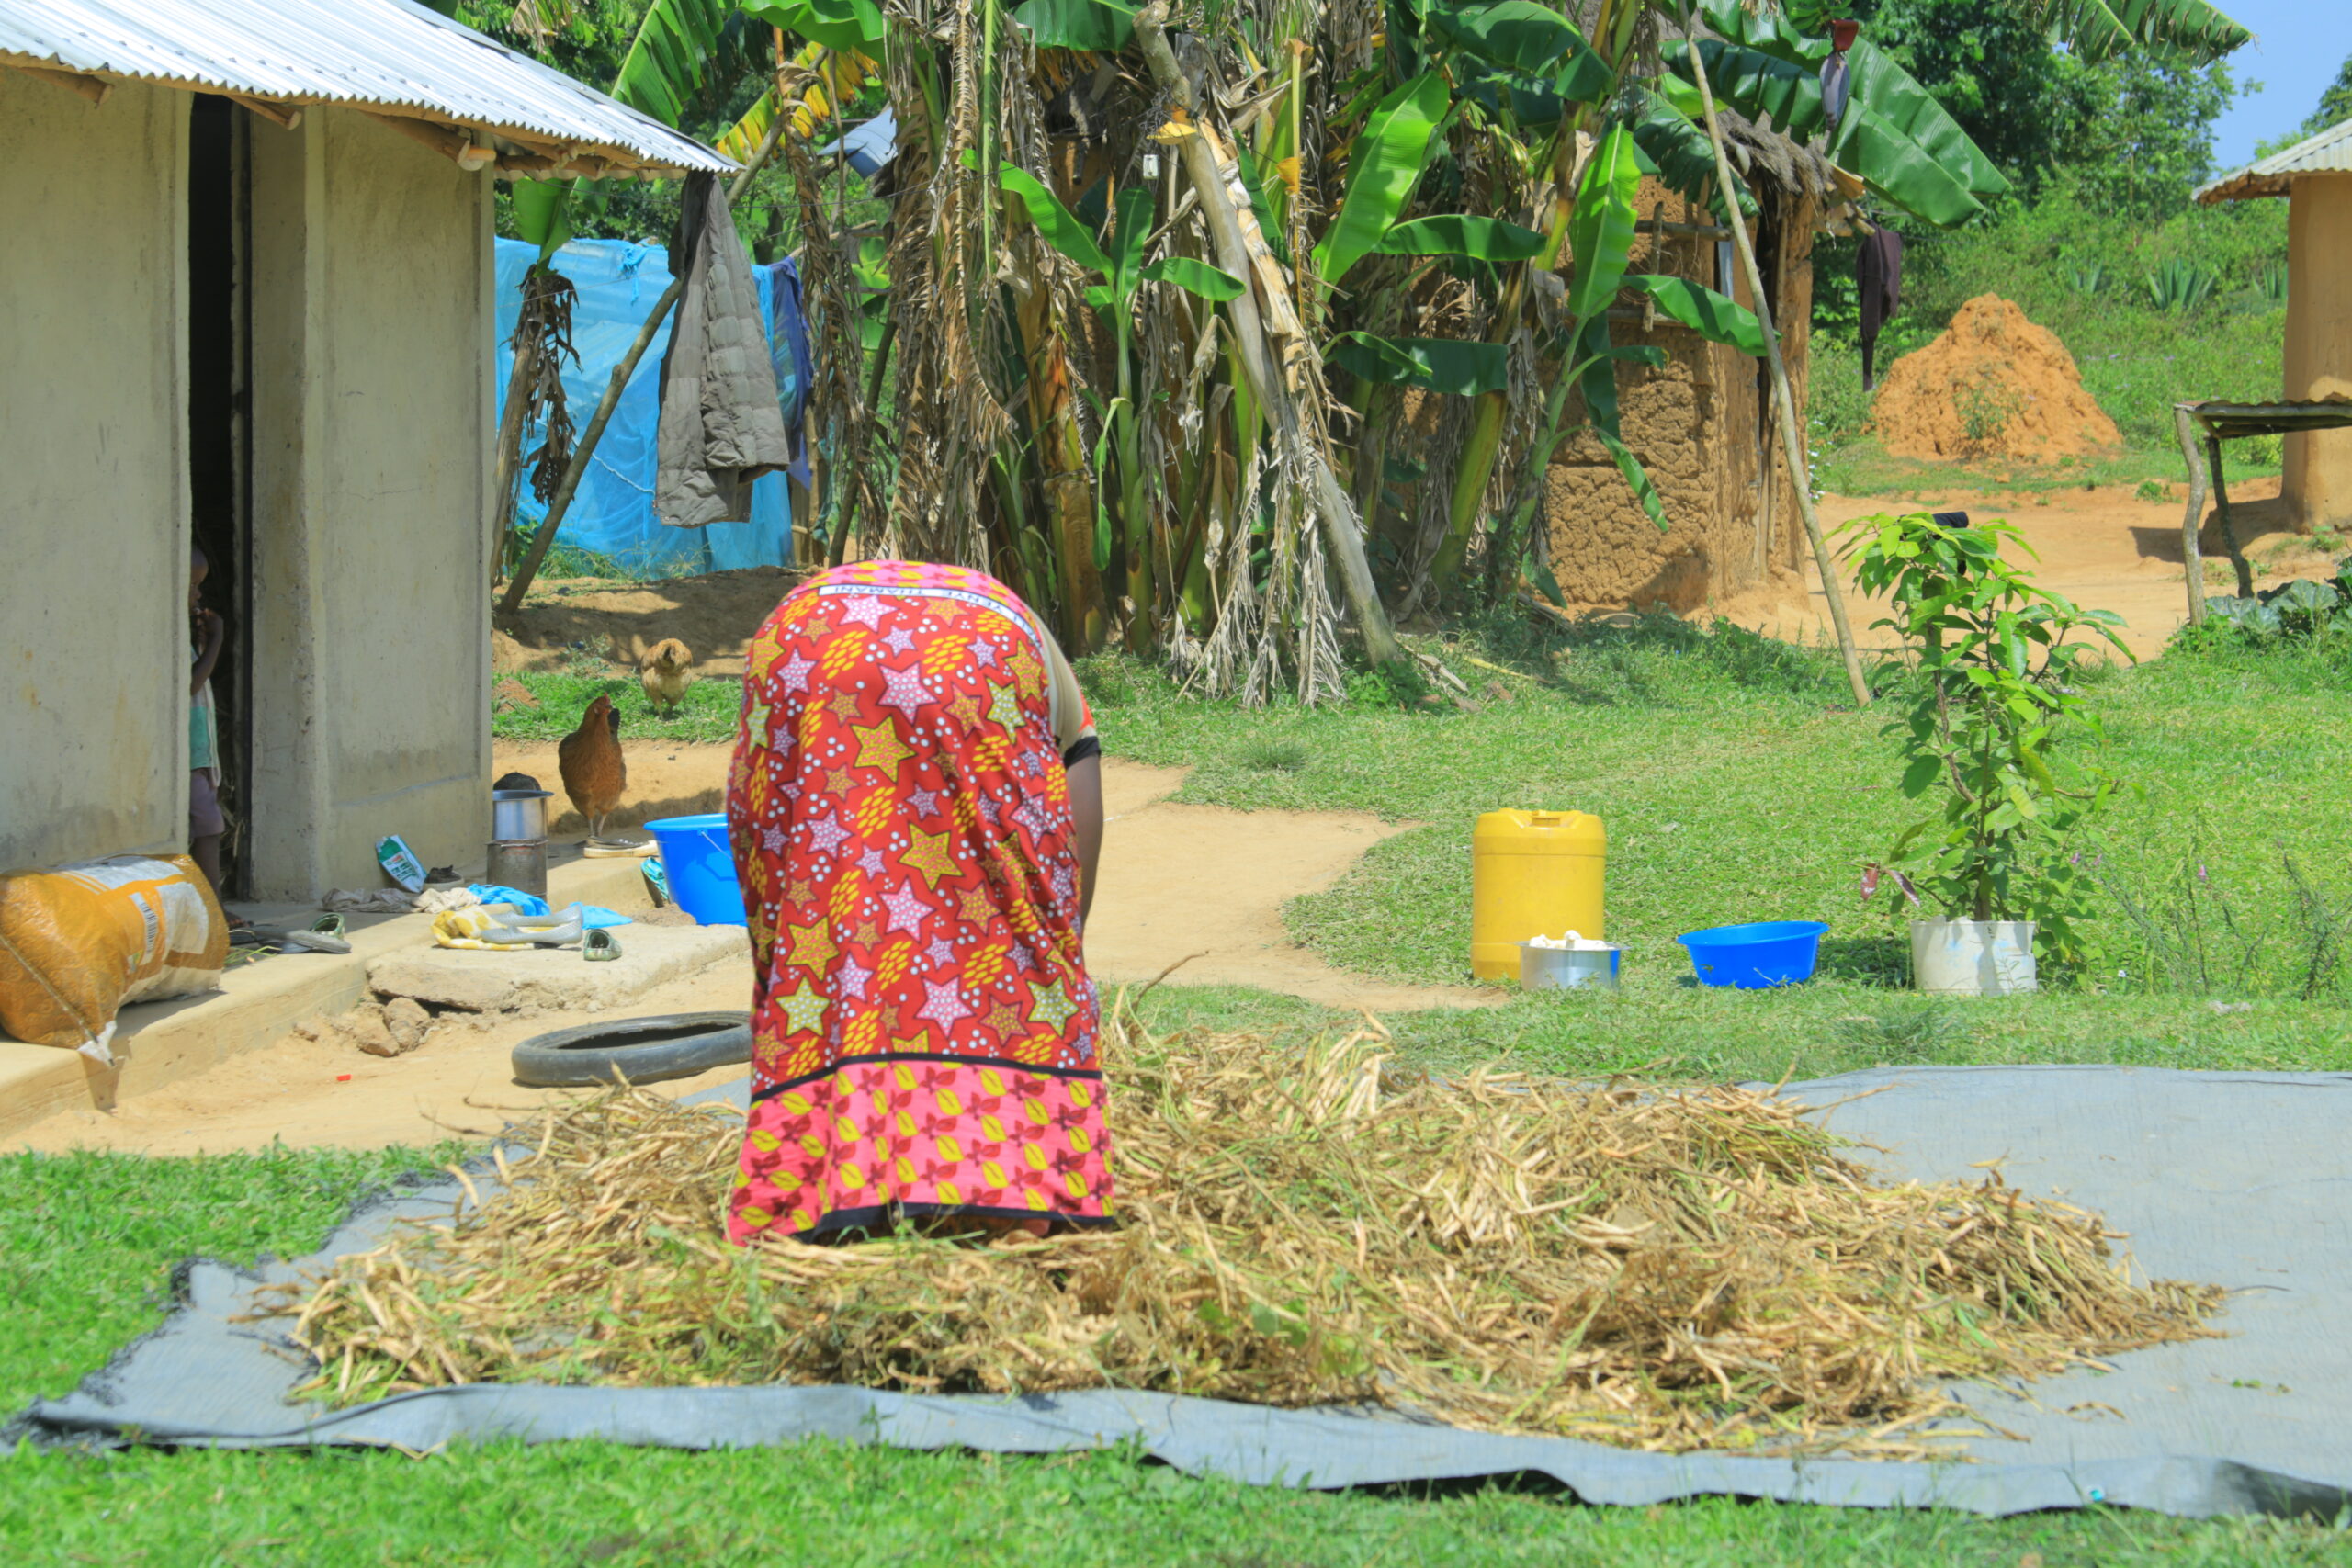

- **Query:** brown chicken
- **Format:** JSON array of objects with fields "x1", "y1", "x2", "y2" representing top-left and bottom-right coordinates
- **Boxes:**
[
  {"x1": 557, "y1": 694, "x2": 626, "y2": 841},
  {"x1": 639, "y1": 637, "x2": 695, "y2": 715}
]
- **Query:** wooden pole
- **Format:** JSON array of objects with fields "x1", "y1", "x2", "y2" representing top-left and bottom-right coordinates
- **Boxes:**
[
  {"x1": 2207, "y1": 434, "x2": 2252, "y2": 598},
  {"x1": 1132, "y1": 1, "x2": 1408, "y2": 676},
  {"x1": 2175, "y1": 402, "x2": 2209, "y2": 625},
  {"x1": 488, "y1": 325, "x2": 540, "y2": 584},
  {"x1": 499, "y1": 112, "x2": 793, "y2": 615},
  {"x1": 1678, "y1": 19, "x2": 1871, "y2": 709}
]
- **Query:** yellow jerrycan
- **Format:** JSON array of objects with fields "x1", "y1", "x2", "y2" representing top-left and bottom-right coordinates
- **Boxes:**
[{"x1": 1471, "y1": 810, "x2": 1606, "y2": 980}]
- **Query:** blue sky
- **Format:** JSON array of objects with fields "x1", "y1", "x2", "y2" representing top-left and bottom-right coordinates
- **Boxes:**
[{"x1": 2208, "y1": 0, "x2": 2352, "y2": 169}]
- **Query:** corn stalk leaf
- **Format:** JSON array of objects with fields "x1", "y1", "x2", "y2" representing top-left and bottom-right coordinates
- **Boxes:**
[
  {"x1": 1623, "y1": 274, "x2": 1765, "y2": 356},
  {"x1": 1312, "y1": 72, "x2": 1451, "y2": 287},
  {"x1": 1566, "y1": 123, "x2": 1639, "y2": 320},
  {"x1": 1011, "y1": 0, "x2": 1137, "y2": 50},
  {"x1": 1142, "y1": 256, "x2": 1247, "y2": 300},
  {"x1": 1378, "y1": 215, "x2": 1548, "y2": 262}
]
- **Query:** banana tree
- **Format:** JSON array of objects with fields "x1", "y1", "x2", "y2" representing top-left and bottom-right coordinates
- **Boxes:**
[{"x1": 997, "y1": 164, "x2": 1245, "y2": 652}]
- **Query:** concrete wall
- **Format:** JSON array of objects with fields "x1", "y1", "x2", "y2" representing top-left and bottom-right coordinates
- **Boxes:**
[
  {"x1": 2283, "y1": 175, "x2": 2352, "y2": 533},
  {"x1": 246, "y1": 107, "x2": 493, "y2": 897},
  {"x1": 0, "y1": 75, "x2": 187, "y2": 872},
  {"x1": 1542, "y1": 178, "x2": 1812, "y2": 610}
]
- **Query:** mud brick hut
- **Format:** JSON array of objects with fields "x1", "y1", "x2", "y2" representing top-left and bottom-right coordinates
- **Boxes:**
[
  {"x1": 0, "y1": 0, "x2": 727, "y2": 897},
  {"x1": 1542, "y1": 121, "x2": 1848, "y2": 612},
  {"x1": 2198, "y1": 118, "x2": 2352, "y2": 533}
]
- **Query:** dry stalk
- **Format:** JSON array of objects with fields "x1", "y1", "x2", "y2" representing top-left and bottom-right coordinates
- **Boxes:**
[{"x1": 266, "y1": 1013, "x2": 2220, "y2": 1455}]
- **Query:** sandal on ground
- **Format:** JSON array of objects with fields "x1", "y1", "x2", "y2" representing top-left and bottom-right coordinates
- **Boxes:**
[{"x1": 582, "y1": 929, "x2": 622, "y2": 963}]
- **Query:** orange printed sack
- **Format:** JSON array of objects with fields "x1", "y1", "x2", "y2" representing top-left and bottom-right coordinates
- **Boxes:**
[{"x1": 0, "y1": 854, "x2": 229, "y2": 1064}]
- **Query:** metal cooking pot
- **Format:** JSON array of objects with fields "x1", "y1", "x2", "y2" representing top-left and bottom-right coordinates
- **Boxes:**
[
  {"x1": 492, "y1": 788, "x2": 551, "y2": 842},
  {"x1": 1518, "y1": 941, "x2": 1621, "y2": 991}
]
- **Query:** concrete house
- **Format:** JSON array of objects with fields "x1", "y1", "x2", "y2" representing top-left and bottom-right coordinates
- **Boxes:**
[
  {"x1": 0, "y1": 0, "x2": 728, "y2": 897},
  {"x1": 2199, "y1": 119, "x2": 2352, "y2": 532}
]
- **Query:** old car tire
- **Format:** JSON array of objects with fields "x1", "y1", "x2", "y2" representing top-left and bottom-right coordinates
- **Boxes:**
[{"x1": 510, "y1": 1011, "x2": 752, "y2": 1087}]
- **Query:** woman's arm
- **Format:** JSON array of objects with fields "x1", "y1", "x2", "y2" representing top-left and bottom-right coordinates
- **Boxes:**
[
  {"x1": 190, "y1": 610, "x2": 225, "y2": 695},
  {"x1": 1067, "y1": 752, "x2": 1103, "y2": 926}
]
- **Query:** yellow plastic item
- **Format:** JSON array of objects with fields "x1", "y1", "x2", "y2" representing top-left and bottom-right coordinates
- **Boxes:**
[{"x1": 1471, "y1": 810, "x2": 1606, "y2": 980}]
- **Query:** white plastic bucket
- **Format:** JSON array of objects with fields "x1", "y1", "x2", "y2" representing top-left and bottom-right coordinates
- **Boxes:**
[{"x1": 1911, "y1": 919, "x2": 2038, "y2": 996}]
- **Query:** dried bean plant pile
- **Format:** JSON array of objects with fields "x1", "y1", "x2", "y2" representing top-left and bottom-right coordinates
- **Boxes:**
[{"x1": 272, "y1": 1016, "x2": 2220, "y2": 1454}]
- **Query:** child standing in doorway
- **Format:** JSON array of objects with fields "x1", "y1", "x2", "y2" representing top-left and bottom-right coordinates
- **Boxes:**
[{"x1": 188, "y1": 546, "x2": 235, "y2": 918}]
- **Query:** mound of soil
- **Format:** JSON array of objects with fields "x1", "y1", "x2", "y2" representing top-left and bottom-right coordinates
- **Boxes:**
[
  {"x1": 492, "y1": 565, "x2": 803, "y2": 677},
  {"x1": 1875, "y1": 296, "x2": 2120, "y2": 462}
]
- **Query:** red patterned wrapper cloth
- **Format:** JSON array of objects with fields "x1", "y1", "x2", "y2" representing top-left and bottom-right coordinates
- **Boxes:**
[{"x1": 724, "y1": 559, "x2": 1114, "y2": 1241}]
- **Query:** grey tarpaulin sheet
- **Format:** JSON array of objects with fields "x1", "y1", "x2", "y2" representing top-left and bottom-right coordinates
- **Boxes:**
[{"x1": 19, "y1": 1066, "x2": 2352, "y2": 1517}]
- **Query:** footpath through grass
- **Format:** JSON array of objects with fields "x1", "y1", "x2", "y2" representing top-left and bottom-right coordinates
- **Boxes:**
[{"x1": 11, "y1": 624, "x2": 2352, "y2": 1562}]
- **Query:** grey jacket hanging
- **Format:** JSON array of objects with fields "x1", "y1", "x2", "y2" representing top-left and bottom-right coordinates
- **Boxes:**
[{"x1": 655, "y1": 173, "x2": 794, "y2": 528}]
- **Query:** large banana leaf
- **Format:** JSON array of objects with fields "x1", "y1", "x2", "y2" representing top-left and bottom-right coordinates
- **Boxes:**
[
  {"x1": 1666, "y1": 39, "x2": 1989, "y2": 227},
  {"x1": 611, "y1": 0, "x2": 736, "y2": 123},
  {"x1": 1668, "y1": 39, "x2": 1822, "y2": 130},
  {"x1": 1424, "y1": 1, "x2": 1611, "y2": 100},
  {"x1": 1625, "y1": 88, "x2": 1756, "y2": 220},
  {"x1": 1623, "y1": 275, "x2": 1765, "y2": 356},
  {"x1": 1377, "y1": 215, "x2": 1548, "y2": 262},
  {"x1": 999, "y1": 165, "x2": 1113, "y2": 277},
  {"x1": 1691, "y1": 2, "x2": 2006, "y2": 202},
  {"x1": 1329, "y1": 333, "x2": 1510, "y2": 396},
  {"x1": 1566, "y1": 123, "x2": 1640, "y2": 321},
  {"x1": 1312, "y1": 72, "x2": 1451, "y2": 287},
  {"x1": 2030, "y1": 0, "x2": 2250, "y2": 64},
  {"x1": 746, "y1": 0, "x2": 885, "y2": 54},
  {"x1": 1012, "y1": 0, "x2": 1136, "y2": 50},
  {"x1": 513, "y1": 180, "x2": 573, "y2": 260},
  {"x1": 1832, "y1": 42, "x2": 2009, "y2": 200},
  {"x1": 1834, "y1": 105, "x2": 1988, "y2": 228},
  {"x1": 1143, "y1": 256, "x2": 1246, "y2": 300}
]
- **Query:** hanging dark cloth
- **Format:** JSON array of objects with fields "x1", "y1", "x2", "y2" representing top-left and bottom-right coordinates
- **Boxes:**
[
  {"x1": 1857, "y1": 225, "x2": 1903, "y2": 391},
  {"x1": 655, "y1": 173, "x2": 794, "y2": 529}
]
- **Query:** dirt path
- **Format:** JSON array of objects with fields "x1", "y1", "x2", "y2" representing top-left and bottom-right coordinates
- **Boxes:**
[
  {"x1": 493, "y1": 746, "x2": 1493, "y2": 1010},
  {"x1": 9, "y1": 965, "x2": 758, "y2": 1156},
  {"x1": 1712, "y1": 478, "x2": 2342, "y2": 659}
]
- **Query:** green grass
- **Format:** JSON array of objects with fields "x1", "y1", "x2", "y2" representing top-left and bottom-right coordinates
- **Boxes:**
[
  {"x1": 1082, "y1": 615, "x2": 2352, "y2": 1083},
  {"x1": 10, "y1": 1439, "x2": 2350, "y2": 1566},
  {"x1": 12, "y1": 628, "x2": 2352, "y2": 1562},
  {"x1": 494, "y1": 669, "x2": 742, "y2": 745}
]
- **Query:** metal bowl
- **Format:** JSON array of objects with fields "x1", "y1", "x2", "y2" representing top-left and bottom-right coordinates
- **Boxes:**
[
  {"x1": 492, "y1": 788, "x2": 552, "y2": 842},
  {"x1": 1518, "y1": 942, "x2": 1621, "y2": 991}
]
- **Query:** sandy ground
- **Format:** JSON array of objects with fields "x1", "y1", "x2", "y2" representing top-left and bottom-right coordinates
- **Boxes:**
[
  {"x1": 1713, "y1": 477, "x2": 2342, "y2": 660},
  {"x1": 492, "y1": 566, "x2": 800, "y2": 678},
  {"x1": 10, "y1": 966, "x2": 758, "y2": 1157},
  {"x1": 11, "y1": 759, "x2": 1484, "y2": 1156}
]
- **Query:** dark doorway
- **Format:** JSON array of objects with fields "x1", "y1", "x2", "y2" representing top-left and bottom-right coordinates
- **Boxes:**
[{"x1": 188, "y1": 96, "x2": 252, "y2": 897}]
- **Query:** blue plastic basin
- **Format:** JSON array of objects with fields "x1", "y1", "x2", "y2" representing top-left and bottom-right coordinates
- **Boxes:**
[
  {"x1": 643, "y1": 814, "x2": 746, "y2": 926},
  {"x1": 1676, "y1": 920, "x2": 1827, "y2": 988}
]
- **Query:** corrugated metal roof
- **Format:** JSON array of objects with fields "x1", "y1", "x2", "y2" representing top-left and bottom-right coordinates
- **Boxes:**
[
  {"x1": 2197, "y1": 118, "x2": 2352, "y2": 203},
  {"x1": 0, "y1": 0, "x2": 733, "y2": 175}
]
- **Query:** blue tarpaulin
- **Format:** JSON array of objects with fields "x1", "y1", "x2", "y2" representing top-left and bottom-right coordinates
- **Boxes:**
[{"x1": 494, "y1": 238, "x2": 809, "y2": 576}]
